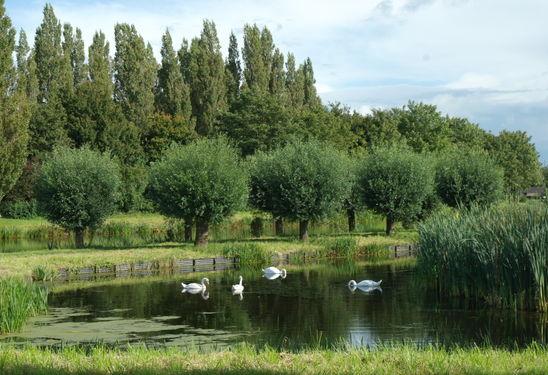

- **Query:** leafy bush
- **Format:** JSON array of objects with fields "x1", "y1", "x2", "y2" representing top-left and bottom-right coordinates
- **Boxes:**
[
  {"x1": 0, "y1": 199, "x2": 38, "y2": 219},
  {"x1": 358, "y1": 147, "x2": 434, "y2": 235},
  {"x1": 249, "y1": 140, "x2": 351, "y2": 241},
  {"x1": 148, "y1": 137, "x2": 248, "y2": 245},
  {"x1": 35, "y1": 147, "x2": 122, "y2": 248},
  {"x1": 435, "y1": 151, "x2": 504, "y2": 208},
  {"x1": 317, "y1": 237, "x2": 359, "y2": 258}
]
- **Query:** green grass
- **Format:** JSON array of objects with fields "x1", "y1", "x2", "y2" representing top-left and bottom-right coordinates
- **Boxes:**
[
  {"x1": 418, "y1": 203, "x2": 548, "y2": 311},
  {"x1": 0, "y1": 343, "x2": 545, "y2": 374},
  {"x1": 0, "y1": 233, "x2": 412, "y2": 279},
  {"x1": 0, "y1": 278, "x2": 48, "y2": 334}
]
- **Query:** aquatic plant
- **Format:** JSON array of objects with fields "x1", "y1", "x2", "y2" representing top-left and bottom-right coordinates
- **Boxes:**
[
  {"x1": 31, "y1": 265, "x2": 57, "y2": 282},
  {"x1": 0, "y1": 278, "x2": 48, "y2": 334},
  {"x1": 418, "y1": 203, "x2": 548, "y2": 311},
  {"x1": 222, "y1": 243, "x2": 272, "y2": 268}
]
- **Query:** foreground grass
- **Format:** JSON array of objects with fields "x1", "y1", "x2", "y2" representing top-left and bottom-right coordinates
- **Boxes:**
[{"x1": 0, "y1": 344, "x2": 545, "y2": 375}]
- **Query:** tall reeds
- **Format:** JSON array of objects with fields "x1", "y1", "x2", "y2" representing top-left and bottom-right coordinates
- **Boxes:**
[
  {"x1": 417, "y1": 203, "x2": 548, "y2": 311},
  {"x1": 0, "y1": 278, "x2": 48, "y2": 334}
]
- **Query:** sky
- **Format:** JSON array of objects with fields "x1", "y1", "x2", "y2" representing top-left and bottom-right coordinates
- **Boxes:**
[{"x1": 5, "y1": 0, "x2": 548, "y2": 163}]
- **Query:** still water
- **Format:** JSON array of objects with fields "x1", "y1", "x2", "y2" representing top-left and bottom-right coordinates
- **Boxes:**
[{"x1": 1, "y1": 262, "x2": 545, "y2": 349}]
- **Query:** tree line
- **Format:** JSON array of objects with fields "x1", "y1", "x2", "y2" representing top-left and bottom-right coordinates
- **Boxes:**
[{"x1": 0, "y1": 1, "x2": 545, "y2": 220}]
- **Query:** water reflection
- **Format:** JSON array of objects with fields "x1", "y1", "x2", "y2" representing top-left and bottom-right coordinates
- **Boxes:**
[{"x1": 1, "y1": 262, "x2": 545, "y2": 350}]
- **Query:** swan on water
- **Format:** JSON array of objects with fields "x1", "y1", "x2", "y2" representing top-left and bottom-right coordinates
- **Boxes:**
[
  {"x1": 348, "y1": 279, "x2": 382, "y2": 288},
  {"x1": 262, "y1": 266, "x2": 287, "y2": 278},
  {"x1": 348, "y1": 284, "x2": 382, "y2": 294},
  {"x1": 182, "y1": 288, "x2": 210, "y2": 300},
  {"x1": 232, "y1": 289, "x2": 244, "y2": 300},
  {"x1": 232, "y1": 275, "x2": 244, "y2": 293},
  {"x1": 181, "y1": 277, "x2": 209, "y2": 292}
]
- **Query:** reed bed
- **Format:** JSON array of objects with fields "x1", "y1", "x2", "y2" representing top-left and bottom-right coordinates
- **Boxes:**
[
  {"x1": 0, "y1": 278, "x2": 48, "y2": 334},
  {"x1": 418, "y1": 203, "x2": 548, "y2": 311}
]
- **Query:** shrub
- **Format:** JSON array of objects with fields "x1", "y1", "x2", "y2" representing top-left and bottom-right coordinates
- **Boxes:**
[
  {"x1": 435, "y1": 151, "x2": 504, "y2": 208},
  {"x1": 148, "y1": 137, "x2": 248, "y2": 245},
  {"x1": 35, "y1": 147, "x2": 122, "y2": 248},
  {"x1": 358, "y1": 147, "x2": 434, "y2": 235},
  {"x1": 222, "y1": 243, "x2": 272, "y2": 268},
  {"x1": 249, "y1": 140, "x2": 352, "y2": 241},
  {"x1": 0, "y1": 199, "x2": 38, "y2": 219}
]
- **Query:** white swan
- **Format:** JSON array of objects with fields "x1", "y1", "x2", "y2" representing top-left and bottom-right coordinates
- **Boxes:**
[
  {"x1": 182, "y1": 288, "x2": 210, "y2": 300},
  {"x1": 232, "y1": 275, "x2": 244, "y2": 293},
  {"x1": 348, "y1": 284, "x2": 382, "y2": 294},
  {"x1": 262, "y1": 266, "x2": 287, "y2": 279},
  {"x1": 348, "y1": 279, "x2": 382, "y2": 288},
  {"x1": 181, "y1": 277, "x2": 209, "y2": 292}
]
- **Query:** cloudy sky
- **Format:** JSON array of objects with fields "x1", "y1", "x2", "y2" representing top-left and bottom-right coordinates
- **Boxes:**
[{"x1": 5, "y1": 0, "x2": 548, "y2": 162}]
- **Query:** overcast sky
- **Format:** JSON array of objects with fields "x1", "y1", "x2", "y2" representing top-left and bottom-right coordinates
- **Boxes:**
[{"x1": 6, "y1": 0, "x2": 548, "y2": 163}]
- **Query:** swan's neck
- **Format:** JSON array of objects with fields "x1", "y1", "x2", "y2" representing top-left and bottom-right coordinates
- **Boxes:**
[{"x1": 239, "y1": 276, "x2": 243, "y2": 285}]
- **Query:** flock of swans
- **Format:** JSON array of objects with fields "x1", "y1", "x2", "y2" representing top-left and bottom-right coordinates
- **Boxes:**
[{"x1": 181, "y1": 266, "x2": 382, "y2": 300}]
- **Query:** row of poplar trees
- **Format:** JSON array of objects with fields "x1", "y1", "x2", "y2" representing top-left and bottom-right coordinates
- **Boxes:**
[{"x1": 0, "y1": 2, "x2": 323, "y2": 211}]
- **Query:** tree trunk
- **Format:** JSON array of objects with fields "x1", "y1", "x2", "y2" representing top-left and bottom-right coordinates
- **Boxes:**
[
  {"x1": 385, "y1": 215, "x2": 395, "y2": 236},
  {"x1": 184, "y1": 217, "x2": 193, "y2": 242},
  {"x1": 274, "y1": 217, "x2": 284, "y2": 236},
  {"x1": 347, "y1": 208, "x2": 356, "y2": 232},
  {"x1": 74, "y1": 228, "x2": 85, "y2": 248},
  {"x1": 250, "y1": 217, "x2": 263, "y2": 238},
  {"x1": 194, "y1": 219, "x2": 209, "y2": 246},
  {"x1": 299, "y1": 220, "x2": 309, "y2": 241}
]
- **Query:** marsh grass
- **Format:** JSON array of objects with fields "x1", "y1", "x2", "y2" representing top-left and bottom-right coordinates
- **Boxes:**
[
  {"x1": 418, "y1": 203, "x2": 548, "y2": 311},
  {"x1": 0, "y1": 342, "x2": 545, "y2": 375},
  {"x1": 0, "y1": 279, "x2": 48, "y2": 334}
]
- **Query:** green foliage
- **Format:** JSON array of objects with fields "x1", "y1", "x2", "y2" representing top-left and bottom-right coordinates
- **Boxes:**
[
  {"x1": 487, "y1": 130, "x2": 543, "y2": 194},
  {"x1": 88, "y1": 31, "x2": 112, "y2": 95},
  {"x1": 188, "y1": 20, "x2": 226, "y2": 136},
  {"x1": 0, "y1": 4, "x2": 30, "y2": 203},
  {"x1": 222, "y1": 242, "x2": 272, "y2": 268},
  {"x1": 358, "y1": 147, "x2": 434, "y2": 234},
  {"x1": 0, "y1": 199, "x2": 38, "y2": 219},
  {"x1": 317, "y1": 237, "x2": 359, "y2": 258},
  {"x1": 156, "y1": 30, "x2": 191, "y2": 118},
  {"x1": 35, "y1": 147, "x2": 121, "y2": 246},
  {"x1": 148, "y1": 137, "x2": 248, "y2": 239},
  {"x1": 242, "y1": 24, "x2": 273, "y2": 93},
  {"x1": 142, "y1": 113, "x2": 197, "y2": 163},
  {"x1": 249, "y1": 140, "x2": 352, "y2": 224},
  {"x1": 225, "y1": 32, "x2": 241, "y2": 105},
  {"x1": 0, "y1": 278, "x2": 48, "y2": 334},
  {"x1": 220, "y1": 90, "x2": 295, "y2": 156},
  {"x1": 113, "y1": 23, "x2": 156, "y2": 128},
  {"x1": 435, "y1": 151, "x2": 504, "y2": 208},
  {"x1": 418, "y1": 203, "x2": 548, "y2": 311}
]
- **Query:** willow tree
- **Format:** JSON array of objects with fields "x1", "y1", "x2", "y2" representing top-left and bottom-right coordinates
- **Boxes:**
[
  {"x1": 358, "y1": 147, "x2": 434, "y2": 235},
  {"x1": 249, "y1": 140, "x2": 351, "y2": 241},
  {"x1": 36, "y1": 147, "x2": 121, "y2": 248},
  {"x1": 148, "y1": 138, "x2": 248, "y2": 246},
  {"x1": 0, "y1": 2, "x2": 30, "y2": 202}
]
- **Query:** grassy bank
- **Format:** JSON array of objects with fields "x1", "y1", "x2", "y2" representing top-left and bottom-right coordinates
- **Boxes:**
[
  {"x1": 418, "y1": 203, "x2": 548, "y2": 311},
  {"x1": 0, "y1": 234, "x2": 413, "y2": 279},
  {"x1": 1, "y1": 211, "x2": 389, "y2": 247},
  {"x1": 0, "y1": 344, "x2": 545, "y2": 375}
]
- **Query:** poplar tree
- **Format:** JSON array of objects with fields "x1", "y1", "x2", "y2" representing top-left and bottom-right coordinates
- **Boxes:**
[
  {"x1": 61, "y1": 23, "x2": 74, "y2": 95},
  {"x1": 225, "y1": 31, "x2": 241, "y2": 105},
  {"x1": 114, "y1": 23, "x2": 156, "y2": 127},
  {"x1": 30, "y1": 4, "x2": 68, "y2": 155},
  {"x1": 0, "y1": 2, "x2": 30, "y2": 202},
  {"x1": 156, "y1": 29, "x2": 191, "y2": 118},
  {"x1": 88, "y1": 31, "x2": 112, "y2": 95},
  {"x1": 302, "y1": 58, "x2": 319, "y2": 106},
  {"x1": 269, "y1": 48, "x2": 285, "y2": 96},
  {"x1": 72, "y1": 28, "x2": 87, "y2": 86},
  {"x1": 34, "y1": 4, "x2": 64, "y2": 102},
  {"x1": 242, "y1": 24, "x2": 273, "y2": 92},
  {"x1": 178, "y1": 38, "x2": 191, "y2": 84},
  {"x1": 285, "y1": 53, "x2": 304, "y2": 107},
  {"x1": 188, "y1": 20, "x2": 226, "y2": 136}
]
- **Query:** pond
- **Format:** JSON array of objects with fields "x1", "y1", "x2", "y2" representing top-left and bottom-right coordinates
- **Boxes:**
[{"x1": 1, "y1": 261, "x2": 545, "y2": 349}]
